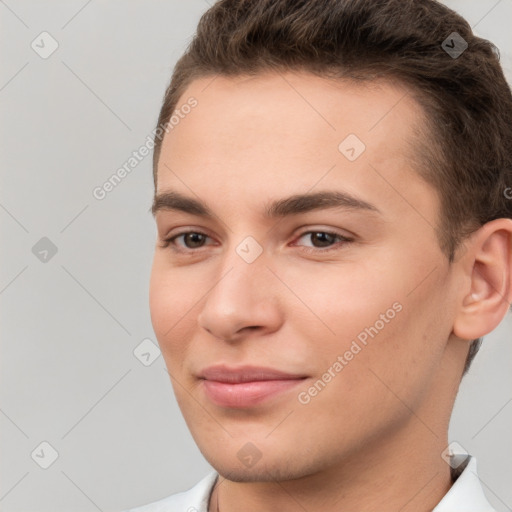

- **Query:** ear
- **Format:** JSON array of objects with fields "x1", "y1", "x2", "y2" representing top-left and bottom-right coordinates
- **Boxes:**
[{"x1": 452, "y1": 218, "x2": 512, "y2": 341}]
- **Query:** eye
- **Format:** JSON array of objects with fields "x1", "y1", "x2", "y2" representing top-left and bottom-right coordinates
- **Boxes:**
[
  {"x1": 160, "y1": 230, "x2": 212, "y2": 251},
  {"x1": 159, "y1": 229, "x2": 353, "y2": 255},
  {"x1": 292, "y1": 230, "x2": 352, "y2": 253}
]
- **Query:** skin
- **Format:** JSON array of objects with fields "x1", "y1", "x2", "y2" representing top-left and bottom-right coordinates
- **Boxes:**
[{"x1": 149, "y1": 71, "x2": 512, "y2": 512}]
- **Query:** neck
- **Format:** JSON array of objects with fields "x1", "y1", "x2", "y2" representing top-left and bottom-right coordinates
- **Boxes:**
[{"x1": 209, "y1": 420, "x2": 453, "y2": 512}]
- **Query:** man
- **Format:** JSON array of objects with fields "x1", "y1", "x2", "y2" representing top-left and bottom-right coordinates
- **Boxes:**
[{"x1": 126, "y1": 0, "x2": 512, "y2": 510}]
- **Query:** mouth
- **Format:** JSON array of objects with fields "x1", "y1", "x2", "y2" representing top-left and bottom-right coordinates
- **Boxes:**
[{"x1": 198, "y1": 365, "x2": 308, "y2": 408}]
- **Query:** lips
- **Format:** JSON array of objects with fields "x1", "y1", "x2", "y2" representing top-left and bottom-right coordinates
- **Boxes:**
[{"x1": 198, "y1": 365, "x2": 308, "y2": 408}]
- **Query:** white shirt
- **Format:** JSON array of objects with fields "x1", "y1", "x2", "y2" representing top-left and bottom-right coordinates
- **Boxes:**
[{"x1": 123, "y1": 456, "x2": 496, "y2": 512}]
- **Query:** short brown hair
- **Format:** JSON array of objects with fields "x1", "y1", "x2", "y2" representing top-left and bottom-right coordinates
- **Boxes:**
[{"x1": 152, "y1": 0, "x2": 512, "y2": 375}]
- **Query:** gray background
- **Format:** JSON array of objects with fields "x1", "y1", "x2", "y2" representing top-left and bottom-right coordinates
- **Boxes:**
[{"x1": 0, "y1": 1, "x2": 510, "y2": 511}]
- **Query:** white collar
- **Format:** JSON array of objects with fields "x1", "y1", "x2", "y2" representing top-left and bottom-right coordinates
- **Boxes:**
[
  {"x1": 125, "y1": 455, "x2": 496, "y2": 511},
  {"x1": 433, "y1": 456, "x2": 496, "y2": 511}
]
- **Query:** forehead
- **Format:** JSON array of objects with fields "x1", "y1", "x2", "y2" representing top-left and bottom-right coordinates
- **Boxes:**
[
  {"x1": 156, "y1": 71, "x2": 437, "y2": 223},
  {"x1": 161, "y1": 71, "x2": 421, "y2": 149}
]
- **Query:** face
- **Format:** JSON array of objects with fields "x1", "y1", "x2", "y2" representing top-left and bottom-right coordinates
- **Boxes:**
[{"x1": 149, "y1": 72, "x2": 464, "y2": 482}]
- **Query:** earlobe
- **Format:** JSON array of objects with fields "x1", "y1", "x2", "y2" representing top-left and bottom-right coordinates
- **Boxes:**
[{"x1": 453, "y1": 218, "x2": 512, "y2": 341}]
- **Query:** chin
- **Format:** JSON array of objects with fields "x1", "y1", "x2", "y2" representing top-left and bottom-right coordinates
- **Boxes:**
[
  {"x1": 212, "y1": 464, "x2": 306, "y2": 483},
  {"x1": 202, "y1": 447, "x2": 323, "y2": 483}
]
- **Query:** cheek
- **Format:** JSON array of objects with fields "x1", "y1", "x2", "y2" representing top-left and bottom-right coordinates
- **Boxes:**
[
  {"x1": 283, "y1": 252, "x2": 442, "y2": 389},
  {"x1": 149, "y1": 257, "x2": 198, "y2": 360},
  {"x1": 290, "y1": 300, "x2": 426, "y2": 442},
  {"x1": 279, "y1": 258, "x2": 403, "y2": 349}
]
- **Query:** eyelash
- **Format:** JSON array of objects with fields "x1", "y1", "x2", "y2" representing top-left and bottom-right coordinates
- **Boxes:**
[{"x1": 159, "y1": 229, "x2": 353, "y2": 255}]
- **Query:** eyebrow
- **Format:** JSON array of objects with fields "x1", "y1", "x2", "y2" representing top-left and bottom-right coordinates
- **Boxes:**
[{"x1": 151, "y1": 190, "x2": 382, "y2": 218}]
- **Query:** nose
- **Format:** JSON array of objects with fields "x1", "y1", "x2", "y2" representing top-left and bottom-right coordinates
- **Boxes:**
[{"x1": 196, "y1": 245, "x2": 283, "y2": 342}]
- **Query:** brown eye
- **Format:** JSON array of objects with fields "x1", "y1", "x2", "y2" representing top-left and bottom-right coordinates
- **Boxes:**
[
  {"x1": 161, "y1": 230, "x2": 212, "y2": 251},
  {"x1": 295, "y1": 230, "x2": 351, "y2": 251},
  {"x1": 181, "y1": 232, "x2": 207, "y2": 248},
  {"x1": 309, "y1": 232, "x2": 337, "y2": 247}
]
